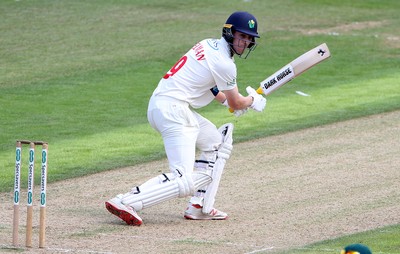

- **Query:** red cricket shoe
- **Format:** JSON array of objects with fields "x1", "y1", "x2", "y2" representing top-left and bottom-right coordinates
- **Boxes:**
[{"x1": 105, "y1": 197, "x2": 143, "y2": 226}]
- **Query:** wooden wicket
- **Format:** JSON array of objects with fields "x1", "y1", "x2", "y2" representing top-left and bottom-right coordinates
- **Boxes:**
[{"x1": 12, "y1": 140, "x2": 48, "y2": 248}]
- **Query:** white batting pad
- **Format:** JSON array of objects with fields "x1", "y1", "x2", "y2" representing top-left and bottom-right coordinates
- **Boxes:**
[
  {"x1": 121, "y1": 171, "x2": 211, "y2": 211},
  {"x1": 202, "y1": 123, "x2": 234, "y2": 213}
]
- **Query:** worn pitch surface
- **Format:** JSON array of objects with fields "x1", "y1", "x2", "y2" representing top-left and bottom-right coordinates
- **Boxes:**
[{"x1": 1, "y1": 111, "x2": 399, "y2": 253}]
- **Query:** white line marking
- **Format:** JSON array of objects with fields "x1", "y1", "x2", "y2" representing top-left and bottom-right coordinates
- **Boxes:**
[
  {"x1": 245, "y1": 246, "x2": 275, "y2": 254},
  {"x1": 296, "y1": 90, "x2": 311, "y2": 96}
]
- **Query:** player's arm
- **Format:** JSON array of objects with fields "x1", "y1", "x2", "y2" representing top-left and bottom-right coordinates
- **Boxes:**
[
  {"x1": 210, "y1": 86, "x2": 227, "y2": 104},
  {"x1": 224, "y1": 86, "x2": 266, "y2": 112},
  {"x1": 210, "y1": 86, "x2": 249, "y2": 117},
  {"x1": 210, "y1": 85, "x2": 266, "y2": 115},
  {"x1": 223, "y1": 86, "x2": 253, "y2": 110},
  {"x1": 210, "y1": 85, "x2": 252, "y2": 109}
]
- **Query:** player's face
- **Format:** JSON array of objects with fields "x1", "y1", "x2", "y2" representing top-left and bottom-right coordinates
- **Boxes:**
[{"x1": 232, "y1": 31, "x2": 253, "y2": 55}]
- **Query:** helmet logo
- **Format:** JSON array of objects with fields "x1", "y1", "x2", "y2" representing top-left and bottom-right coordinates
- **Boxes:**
[{"x1": 248, "y1": 20, "x2": 255, "y2": 29}]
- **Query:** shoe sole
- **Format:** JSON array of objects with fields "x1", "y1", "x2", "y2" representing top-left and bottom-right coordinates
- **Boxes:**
[
  {"x1": 105, "y1": 201, "x2": 142, "y2": 226},
  {"x1": 184, "y1": 214, "x2": 228, "y2": 220}
]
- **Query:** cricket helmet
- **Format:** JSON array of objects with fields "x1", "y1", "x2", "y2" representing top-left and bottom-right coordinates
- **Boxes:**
[
  {"x1": 222, "y1": 11, "x2": 259, "y2": 58},
  {"x1": 341, "y1": 244, "x2": 372, "y2": 254}
]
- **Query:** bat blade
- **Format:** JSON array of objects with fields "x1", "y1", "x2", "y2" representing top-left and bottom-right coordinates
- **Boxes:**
[{"x1": 256, "y1": 43, "x2": 331, "y2": 95}]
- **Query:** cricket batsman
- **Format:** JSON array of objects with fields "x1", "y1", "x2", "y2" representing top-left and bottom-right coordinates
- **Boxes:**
[{"x1": 105, "y1": 11, "x2": 266, "y2": 226}]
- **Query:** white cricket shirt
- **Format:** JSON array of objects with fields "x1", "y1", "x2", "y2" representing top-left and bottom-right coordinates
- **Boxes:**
[{"x1": 152, "y1": 37, "x2": 237, "y2": 109}]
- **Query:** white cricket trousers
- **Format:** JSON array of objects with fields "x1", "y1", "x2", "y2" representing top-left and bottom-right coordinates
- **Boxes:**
[{"x1": 147, "y1": 95, "x2": 221, "y2": 175}]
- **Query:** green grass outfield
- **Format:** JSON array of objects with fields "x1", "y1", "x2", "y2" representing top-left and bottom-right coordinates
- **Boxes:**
[
  {"x1": 0, "y1": 0, "x2": 399, "y2": 252},
  {"x1": 275, "y1": 224, "x2": 400, "y2": 254}
]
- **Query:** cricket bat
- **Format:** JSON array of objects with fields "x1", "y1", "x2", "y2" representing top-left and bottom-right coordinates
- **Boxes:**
[{"x1": 256, "y1": 43, "x2": 331, "y2": 96}]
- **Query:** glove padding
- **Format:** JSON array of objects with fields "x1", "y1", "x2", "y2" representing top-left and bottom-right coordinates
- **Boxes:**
[
  {"x1": 246, "y1": 86, "x2": 267, "y2": 112},
  {"x1": 222, "y1": 100, "x2": 248, "y2": 117},
  {"x1": 217, "y1": 142, "x2": 233, "y2": 160},
  {"x1": 233, "y1": 108, "x2": 248, "y2": 117}
]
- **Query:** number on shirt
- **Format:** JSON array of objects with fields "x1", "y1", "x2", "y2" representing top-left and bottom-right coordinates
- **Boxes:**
[{"x1": 163, "y1": 56, "x2": 187, "y2": 79}]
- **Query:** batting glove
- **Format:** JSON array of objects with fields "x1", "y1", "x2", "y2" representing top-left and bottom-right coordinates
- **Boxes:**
[
  {"x1": 246, "y1": 86, "x2": 266, "y2": 112},
  {"x1": 222, "y1": 100, "x2": 248, "y2": 117},
  {"x1": 233, "y1": 108, "x2": 248, "y2": 117}
]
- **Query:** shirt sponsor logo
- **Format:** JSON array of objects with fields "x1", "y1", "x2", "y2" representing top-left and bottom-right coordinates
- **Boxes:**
[
  {"x1": 207, "y1": 39, "x2": 219, "y2": 50},
  {"x1": 227, "y1": 78, "x2": 237, "y2": 87}
]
